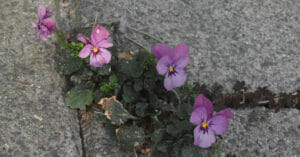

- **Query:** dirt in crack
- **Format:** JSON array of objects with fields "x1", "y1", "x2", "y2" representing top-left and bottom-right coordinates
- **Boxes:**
[{"x1": 77, "y1": 110, "x2": 86, "y2": 157}]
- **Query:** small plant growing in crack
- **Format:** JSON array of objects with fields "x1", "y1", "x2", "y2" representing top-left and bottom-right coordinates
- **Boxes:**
[{"x1": 33, "y1": 4, "x2": 300, "y2": 157}]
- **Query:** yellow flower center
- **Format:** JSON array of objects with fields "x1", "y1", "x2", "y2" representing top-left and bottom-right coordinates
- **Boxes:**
[
  {"x1": 202, "y1": 122, "x2": 208, "y2": 129},
  {"x1": 169, "y1": 66, "x2": 174, "y2": 72},
  {"x1": 93, "y1": 48, "x2": 98, "y2": 53}
]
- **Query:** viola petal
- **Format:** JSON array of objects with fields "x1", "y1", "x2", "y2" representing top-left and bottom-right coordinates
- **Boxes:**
[
  {"x1": 164, "y1": 69, "x2": 187, "y2": 91},
  {"x1": 77, "y1": 34, "x2": 90, "y2": 44},
  {"x1": 174, "y1": 56, "x2": 189, "y2": 69},
  {"x1": 33, "y1": 28, "x2": 41, "y2": 40},
  {"x1": 156, "y1": 55, "x2": 172, "y2": 75},
  {"x1": 172, "y1": 43, "x2": 189, "y2": 61},
  {"x1": 216, "y1": 108, "x2": 233, "y2": 119},
  {"x1": 41, "y1": 31, "x2": 48, "y2": 40},
  {"x1": 78, "y1": 44, "x2": 93, "y2": 58},
  {"x1": 163, "y1": 69, "x2": 186, "y2": 91},
  {"x1": 194, "y1": 126, "x2": 216, "y2": 148},
  {"x1": 45, "y1": 8, "x2": 53, "y2": 18},
  {"x1": 190, "y1": 107, "x2": 208, "y2": 125},
  {"x1": 90, "y1": 53, "x2": 105, "y2": 67},
  {"x1": 38, "y1": 5, "x2": 46, "y2": 20},
  {"x1": 97, "y1": 40, "x2": 113, "y2": 48},
  {"x1": 152, "y1": 43, "x2": 172, "y2": 60},
  {"x1": 99, "y1": 48, "x2": 112, "y2": 64},
  {"x1": 208, "y1": 115, "x2": 228, "y2": 135},
  {"x1": 91, "y1": 24, "x2": 110, "y2": 44},
  {"x1": 194, "y1": 94, "x2": 214, "y2": 115},
  {"x1": 41, "y1": 19, "x2": 56, "y2": 32}
]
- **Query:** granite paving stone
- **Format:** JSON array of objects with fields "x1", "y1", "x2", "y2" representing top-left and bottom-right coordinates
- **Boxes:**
[
  {"x1": 74, "y1": 0, "x2": 299, "y2": 93},
  {"x1": 0, "y1": 0, "x2": 82, "y2": 156}
]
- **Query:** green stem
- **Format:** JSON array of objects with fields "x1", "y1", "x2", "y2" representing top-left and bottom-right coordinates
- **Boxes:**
[
  {"x1": 172, "y1": 89, "x2": 181, "y2": 105},
  {"x1": 56, "y1": 27, "x2": 67, "y2": 48}
]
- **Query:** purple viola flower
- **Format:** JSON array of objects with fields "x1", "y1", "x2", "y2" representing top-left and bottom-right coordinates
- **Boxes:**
[
  {"x1": 32, "y1": 5, "x2": 56, "y2": 40},
  {"x1": 152, "y1": 43, "x2": 189, "y2": 91},
  {"x1": 77, "y1": 24, "x2": 113, "y2": 67},
  {"x1": 190, "y1": 94, "x2": 233, "y2": 148}
]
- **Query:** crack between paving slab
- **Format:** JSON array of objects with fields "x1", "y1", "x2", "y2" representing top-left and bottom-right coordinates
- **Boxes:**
[{"x1": 77, "y1": 110, "x2": 86, "y2": 157}]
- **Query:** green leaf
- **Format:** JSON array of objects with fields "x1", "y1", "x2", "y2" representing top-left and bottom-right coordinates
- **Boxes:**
[
  {"x1": 151, "y1": 129, "x2": 165, "y2": 144},
  {"x1": 55, "y1": 54, "x2": 82, "y2": 75},
  {"x1": 90, "y1": 64, "x2": 111, "y2": 76},
  {"x1": 119, "y1": 60, "x2": 143, "y2": 78},
  {"x1": 116, "y1": 125, "x2": 145, "y2": 151},
  {"x1": 166, "y1": 120, "x2": 193, "y2": 137},
  {"x1": 93, "y1": 89, "x2": 105, "y2": 103},
  {"x1": 65, "y1": 84, "x2": 93, "y2": 110},
  {"x1": 133, "y1": 79, "x2": 143, "y2": 92},
  {"x1": 142, "y1": 52, "x2": 157, "y2": 70},
  {"x1": 122, "y1": 84, "x2": 139, "y2": 103},
  {"x1": 180, "y1": 145, "x2": 204, "y2": 157},
  {"x1": 99, "y1": 75, "x2": 121, "y2": 96},
  {"x1": 156, "y1": 144, "x2": 168, "y2": 153},
  {"x1": 70, "y1": 68, "x2": 94, "y2": 84},
  {"x1": 135, "y1": 102, "x2": 148, "y2": 117},
  {"x1": 156, "y1": 99, "x2": 176, "y2": 112},
  {"x1": 99, "y1": 96, "x2": 137, "y2": 125}
]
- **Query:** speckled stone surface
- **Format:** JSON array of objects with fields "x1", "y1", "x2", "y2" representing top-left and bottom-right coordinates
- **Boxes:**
[
  {"x1": 73, "y1": 0, "x2": 299, "y2": 93},
  {"x1": 1, "y1": 0, "x2": 298, "y2": 157},
  {"x1": 197, "y1": 108, "x2": 300, "y2": 157},
  {"x1": 0, "y1": 0, "x2": 82, "y2": 156}
]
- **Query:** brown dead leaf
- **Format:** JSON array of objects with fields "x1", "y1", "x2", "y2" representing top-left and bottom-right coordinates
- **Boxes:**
[
  {"x1": 34, "y1": 114, "x2": 43, "y2": 121},
  {"x1": 141, "y1": 147, "x2": 151, "y2": 154},
  {"x1": 118, "y1": 50, "x2": 134, "y2": 60},
  {"x1": 98, "y1": 96, "x2": 136, "y2": 125},
  {"x1": 98, "y1": 96, "x2": 117, "y2": 120}
]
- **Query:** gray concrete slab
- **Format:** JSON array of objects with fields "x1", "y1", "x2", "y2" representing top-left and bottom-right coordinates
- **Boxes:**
[
  {"x1": 74, "y1": 0, "x2": 299, "y2": 93},
  {"x1": 0, "y1": 0, "x2": 82, "y2": 156},
  {"x1": 80, "y1": 108, "x2": 300, "y2": 157},
  {"x1": 201, "y1": 107, "x2": 300, "y2": 157}
]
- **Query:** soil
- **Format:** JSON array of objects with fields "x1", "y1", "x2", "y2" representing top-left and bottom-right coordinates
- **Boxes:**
[{"x1": 193, "y1": 81, "x2": 299, "y2": 112}]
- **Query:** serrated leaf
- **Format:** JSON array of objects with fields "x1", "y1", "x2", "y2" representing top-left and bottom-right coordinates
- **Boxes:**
[
  {"x1": 55, "y1": 55, "x2": 82, "y2": 75},
  {"x1": 65, "y1": 84, "x2": 93, "y2": 110},
  {"x1": 180, "y1": 145, "x2": 203, "y2": 157},
  {"x1": 70, "y1": 68, "x2": 94, "y2": 84},
  {"x1": 122, "y1": 84, "x2": 139, "y2": 103},
  {"x1": 93, "y1": 89, "x2": 105, "y2": 103},
  {"x1": 90, "y1": 64, "x2": 111, "y2": 76},
  {"x1": 135, "y1": 102, "x2": 148, "y2": 117},
  {"x1": 151, "y1": 129, "x2": 164, "y2": 144},
  {"x1": 133, "y1": 79, "x2": 143, "y2": 92},
  {"x1": 116, "y1": 125, "x2": 145, "y2": 151},
  {"x1": 119, "y1": 60, "x2": 143, "y2": 78},
  {"x1": 166, "y1": 120, "x2": 193, "y2": 137},
  {"x1": 156, "y1": 99, "x2": 176, "y2": 112},
  {"x1": 98, "y1": 96, "x2": 136, "y2": 125},
  {"x1": 156, "y1": 144, "x2": 168, "y2": 153}
]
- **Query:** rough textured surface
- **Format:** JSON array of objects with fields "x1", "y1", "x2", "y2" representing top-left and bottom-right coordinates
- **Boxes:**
[
  {"x1": 60, "y1": 0, "x2": 300, "y2": 156},
  {"x1": 1, "y1": 0, "x2": 298, "y2": 157},
  {"x1": 197, "y1": 107, "x2": 300, "y2": 157},
  {"x1": 79, "y1": 111, "x2": 131, "y2": 157},
  {"x1": 0, "y1": 0, "x2": 82, "y2": 156},
  {"x1": 74, "y1": 0, "x2": 299, "y2": 93},
  {"x1": 81, "y1": 108, "x2": 300, "y2": 157}
]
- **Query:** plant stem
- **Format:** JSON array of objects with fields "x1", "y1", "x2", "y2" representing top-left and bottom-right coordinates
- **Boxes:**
[
  {"x1": 126, "y1": 26, "x2": 163, "y2": 43},
  {"x1": 124, "y1": 36, "x2": 150, "y2": 52},
  {"x1": 172, "y1": 89, "x2": 181, "y2": 105},
  {"x1": 56, "y1": 27, "x2": 67, "y2": 48}
]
